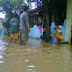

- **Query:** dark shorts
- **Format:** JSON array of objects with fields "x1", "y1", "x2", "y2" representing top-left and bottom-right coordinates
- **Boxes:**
[{"x1": 19, "y1": 30, "x2": 28, "y2": 42}]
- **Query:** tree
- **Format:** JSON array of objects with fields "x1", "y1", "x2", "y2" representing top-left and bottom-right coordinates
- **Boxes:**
[
  {"x1": 42, "y1": 0, "x2": 50, "y2": 42},
  {"x1": 0, "y1": 0, "x2": 23, "y2": 28}
]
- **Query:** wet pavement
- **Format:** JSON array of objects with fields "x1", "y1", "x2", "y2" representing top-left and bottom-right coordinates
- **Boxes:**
[{"x1": 0, "y1": 36, "x2": 72, "y2": 72}]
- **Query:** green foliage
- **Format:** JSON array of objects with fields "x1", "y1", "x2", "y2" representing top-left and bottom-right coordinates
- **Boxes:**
[
  {"x1": 0, "y1": 0, "x2": 23, "y2": 13},
  {"x1": 0, "y1": 0, "x2": 23, "y2": 28},
  {"x1": 0, "y1": 0, "x2": 36, "y2": 29}
]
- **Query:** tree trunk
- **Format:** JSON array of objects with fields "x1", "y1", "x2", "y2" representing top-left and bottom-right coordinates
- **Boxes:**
[
  {"x1": 52, "y1": 10, "x2": 55, "y2": 22},
  {"x1": 42, "y1": 0, "x2": 50, "y2": 42}
]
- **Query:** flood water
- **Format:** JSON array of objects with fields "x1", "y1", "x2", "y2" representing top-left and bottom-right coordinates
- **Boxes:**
[{"x1": 0, "y1": 36, "x2": 72, "y2": 72}]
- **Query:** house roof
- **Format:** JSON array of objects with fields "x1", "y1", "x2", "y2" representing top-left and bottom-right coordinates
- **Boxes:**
[{"x1": 29, "y1": 6, "x2": 43, "y2": 16}]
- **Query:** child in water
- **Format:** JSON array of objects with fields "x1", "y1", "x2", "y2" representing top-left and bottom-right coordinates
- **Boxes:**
[
  {"x1": 53, "y1": 26, "x2": 64, "y2": 42},
  {"x1": 57, "y1": 26, "x2": 64, "y2": 42},
  {"x1": 10, "y1": 13, "x2": 19, "y2": 43}
]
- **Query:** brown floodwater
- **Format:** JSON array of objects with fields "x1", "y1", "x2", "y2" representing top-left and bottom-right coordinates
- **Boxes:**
[{"x1": 0, "y1": 37, "x2": 72, "y2": 72}]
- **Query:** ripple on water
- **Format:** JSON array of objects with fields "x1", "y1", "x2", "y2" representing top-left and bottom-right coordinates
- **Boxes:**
[
  {"x1": 0, "y1": 37, "x2": 72, "y2": 72},
  {"x1": 27, "y1": 65, "x2": 36, "y2": 68}
]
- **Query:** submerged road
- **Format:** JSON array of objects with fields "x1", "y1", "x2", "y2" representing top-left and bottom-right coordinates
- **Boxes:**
[{"x1": 0, "y1": 36, "x2": 72, "y2": 72}]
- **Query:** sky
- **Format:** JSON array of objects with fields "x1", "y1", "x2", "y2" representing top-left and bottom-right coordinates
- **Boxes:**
[
  {"x1": 24, "y1": 0, "x2": 37, "y2": 10},
  {"x1": 0, "y1": 12, "x2": 6, "y2": 19}
]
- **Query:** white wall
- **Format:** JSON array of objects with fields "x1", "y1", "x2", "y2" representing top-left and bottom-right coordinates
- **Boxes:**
[{"x1": 65, "y1": 0, "x2": 72, "y2": 43}]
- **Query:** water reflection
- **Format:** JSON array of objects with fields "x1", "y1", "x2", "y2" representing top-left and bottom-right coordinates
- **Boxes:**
[
  {"x1": 0, "y1": 38, "x2": 7, "y2": 64},
  {"x1": 26, "y1": 69, "x2": 36, "y2": 72},
  {"x1": 0, "y1": 37, "x2": 72, "y2": 72},
  {"x1": 25, "y1": 60, "x2": 29, "y2": 62},
  {"x1": 27, "y1": 65, "x2": 36, "y2": 68},
  {"x1": 0, "y1": 55, "x2": 4, "y2": 59},
  {"x1": 27, "y1": 38, "x2": 42, "y2": 48}
]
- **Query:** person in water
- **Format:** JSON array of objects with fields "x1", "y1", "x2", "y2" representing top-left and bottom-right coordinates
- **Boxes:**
[
  {"x1": 53, "y1": 26, "x2": 64, "y2": 42},
  {"x1": 57, "y1": 26, "x2": 64, "y2": 41},
  {"x1": 29, "y1": 19, "x2": 42, "y2": 38},
  {"x1": 10, "y1": 13, "x2": 19, "y2": 43},
  {"x1": 40, "y1": 20, "x2": 46, "y2": 40},
  {"x1": 19, "y1": 6, "x2": 30, "y2": 45}
]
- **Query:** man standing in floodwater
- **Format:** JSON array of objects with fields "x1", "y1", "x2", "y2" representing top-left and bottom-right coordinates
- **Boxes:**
[{"x1": 19, "y1": 6, "x2": 30, "y2": 45}]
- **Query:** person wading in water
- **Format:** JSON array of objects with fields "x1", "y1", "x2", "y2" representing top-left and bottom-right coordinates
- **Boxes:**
[
  {"x1": 19, "y1": 6, "x2": 30, "y2": 45},
  {"x1": 10, "y1": 13, "x2": 19, "y2": 43}
]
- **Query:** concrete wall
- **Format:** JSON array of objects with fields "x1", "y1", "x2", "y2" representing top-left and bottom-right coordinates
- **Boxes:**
[{"x1": 65, "y1": 0, "x2": 72, "y2": 43}]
